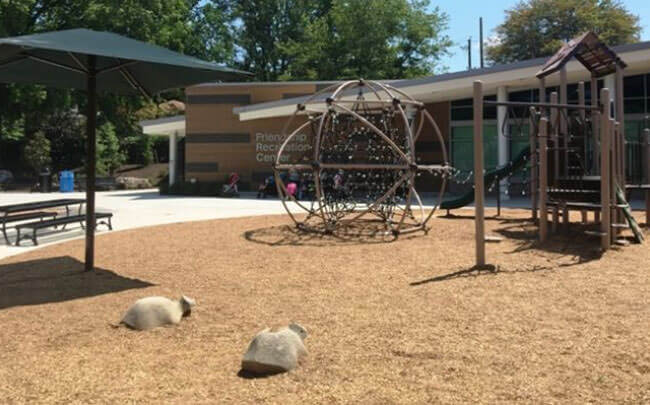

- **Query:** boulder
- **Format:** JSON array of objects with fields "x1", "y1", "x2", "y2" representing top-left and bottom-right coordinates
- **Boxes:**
[
  {"x1": 120, "y1": 295, "x2": 195, "y2": 331},
  {"x1": 115, "y1": 176, "x2": 152, "y2": 190},
  {"x1": 241, "y1": 323, "x2": 308, "y2": 374}
]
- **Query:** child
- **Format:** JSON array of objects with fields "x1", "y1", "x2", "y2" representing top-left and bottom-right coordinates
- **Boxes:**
[{"x1": 286, "y1": 182, "x2": 297, "y2": 198}]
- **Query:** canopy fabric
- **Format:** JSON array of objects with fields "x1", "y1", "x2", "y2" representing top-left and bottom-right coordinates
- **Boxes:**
[{"x1": 0, "y1": 28, "x2": 249, "y2": 95}]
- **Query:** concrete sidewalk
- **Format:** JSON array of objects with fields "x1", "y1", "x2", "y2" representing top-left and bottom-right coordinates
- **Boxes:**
[
  {"x1": 0, "y1": 189, "x2": 304, "y2": 260},
  {"x1": 3, "y1": 189, "x2": 645, "y2": 261}
]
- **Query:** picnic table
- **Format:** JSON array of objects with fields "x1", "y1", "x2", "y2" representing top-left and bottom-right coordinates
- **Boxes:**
[{"x1": 0, "y1": 198, "x2": 86, "y2": 244}]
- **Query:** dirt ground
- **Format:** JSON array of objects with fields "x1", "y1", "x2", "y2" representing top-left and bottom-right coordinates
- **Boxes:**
[{"x1": 0, "y1": 209, "x2": 648, "y2": 404}]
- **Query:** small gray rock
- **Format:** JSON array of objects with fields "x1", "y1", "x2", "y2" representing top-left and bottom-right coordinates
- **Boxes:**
[
  {"x1": 241, "y1": 323, "x2": 308, "y2": 374},
  {"x1": 120, "y1": 295, "x2": 195, "y2": 330}
]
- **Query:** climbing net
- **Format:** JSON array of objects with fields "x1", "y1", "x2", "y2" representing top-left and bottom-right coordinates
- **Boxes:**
[{"x1": 274, "y1": 79, "x2": 450, "y2": 236}]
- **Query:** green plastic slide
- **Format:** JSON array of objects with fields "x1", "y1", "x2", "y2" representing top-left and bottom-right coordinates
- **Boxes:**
[
  {"x1": 440, "y1": 147, "x2": 531, "y2": 210},
  {"x1": 615, "y1": 184, "x2": 644, "y2": 243}
]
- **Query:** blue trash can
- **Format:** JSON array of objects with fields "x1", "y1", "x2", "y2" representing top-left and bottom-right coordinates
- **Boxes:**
[{"x1": 59, "y1": 171, "x2": 74, "y2": 192}]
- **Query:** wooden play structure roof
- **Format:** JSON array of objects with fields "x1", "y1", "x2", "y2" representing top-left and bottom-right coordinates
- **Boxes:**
[{"x1": 536, "y1": 32, "x2": 627, "y2": 79}]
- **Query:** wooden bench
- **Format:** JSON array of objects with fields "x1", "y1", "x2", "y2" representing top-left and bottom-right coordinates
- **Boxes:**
[
  {"x1": 1, "y1": 211, "x2": 58, "y2": 244},
  {"x1": 15, "y1": 213, "x2": 113, "y2": 246}
]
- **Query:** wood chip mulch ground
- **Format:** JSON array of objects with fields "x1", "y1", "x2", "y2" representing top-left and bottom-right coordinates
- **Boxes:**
[{"x1": 0, "y1": 209, "x2": 648, "y2": 404}]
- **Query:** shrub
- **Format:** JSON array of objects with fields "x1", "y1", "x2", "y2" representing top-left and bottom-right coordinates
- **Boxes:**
[
  {"x1": 23, "y1": 131, "x2": 52, "y2": 174},
  {"x1": 96, "y1": 121, "x2": 126, "y2": 176},
  {"x1": 126, "y1": 135, "x2": 154, "y2": 165}
]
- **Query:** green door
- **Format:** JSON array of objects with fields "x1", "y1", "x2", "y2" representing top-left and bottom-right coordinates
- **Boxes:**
[{"x1": 451, "y1": 124, "x2": 498, "y2": 174}]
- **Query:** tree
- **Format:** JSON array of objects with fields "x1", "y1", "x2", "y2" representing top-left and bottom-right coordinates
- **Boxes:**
[
  {"x1": 23, "y1": 131, "x2": 52, "y2": 174},
  {"x1": 218, "y1": 0, "x2": 450, "y2": 81},
  {"x1": 280, "y1": 0, "x2": 451, "y2": 80},
  {"x1": 96, "y1": 122, "x2": 125, "y2": 176},
  {"x1": 42, "y1": 110, "x2": 85, "y2": 172},
  {"x1": 213, "y1": 0, "x2": 324, "y2": 81},
  {"x1": 0, "y1": 0, "x2": 235, "y2": 168},
  {"x1": 487, "y1": 0, "x2": 641, "y2": 64}
]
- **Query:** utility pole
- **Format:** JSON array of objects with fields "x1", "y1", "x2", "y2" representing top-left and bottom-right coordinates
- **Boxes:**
[
  {"x1": 478, "y1": 17, "x2": 484, "y2": 69},
  {"x1": 468, "y1": 37, "x2": 472, "y2": 70}
]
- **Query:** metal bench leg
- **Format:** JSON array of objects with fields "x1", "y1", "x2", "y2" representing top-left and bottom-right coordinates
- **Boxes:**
[
  {"x1": 2, "y1": 222, "x2": 9, "y2": 245},
  {"x1": 15, "y1": 228, "x2": 21, "y2": 246},
  {"x1": 64, "y1": 214, "x2": 79, "y2": 230},
  {"x1": 49, "y1": 213, "x2": 58, "y2": 229},
  {"x1": 97, "y1": 217, "x2": 113, "y2": 231},
  {"x1": 33, "y1": 229, "x2": 38, "y2": 246}
]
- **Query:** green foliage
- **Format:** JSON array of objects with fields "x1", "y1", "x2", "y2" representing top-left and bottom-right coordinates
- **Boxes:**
[
  {"x1": 42, "y1": 110, "x2": 85, "y2": 172},
  {"x1": 2, "y1": 0, "x2": 452, "y2": 174},
  {"x1": 0, "y1": 0, "x2": 233, "y2": 169},
  {"x1": 215, "y1": 0, "x2": 320, "y2": 81},
  {"x1": 23, "y1": 131, "x2": 51, "y2": 173},
  {"x1": 219, "y1": 0, "x2": 450, "y2": 80},
  {"x1": 487, "y1": 0, "x2": 641, "y2": 64},
  {"x1": 96, "y1": 121, "x2": 125, "y2": 175},
  {"x1": 126, "y1": 136, "x2": 154, "y2": 166},
  {"x1": 282, "y1": 0, "x2": 450, "y2": 80},
  {"x1": 151, "y1": 136, "x2": 170, "y2": 163}
]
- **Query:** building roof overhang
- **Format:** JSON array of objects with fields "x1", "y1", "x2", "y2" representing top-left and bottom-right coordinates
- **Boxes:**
[
  {"x1": 139, "y1": 115, "x2": 185, "y2": 136},
  {"x1": 233, "y1": 40, "x2": 650, "y2": 122}
]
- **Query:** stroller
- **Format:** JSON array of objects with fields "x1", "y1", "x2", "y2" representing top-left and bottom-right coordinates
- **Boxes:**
[{"x1": 221, "y1": 172, "x2": 240, "y2": 197}]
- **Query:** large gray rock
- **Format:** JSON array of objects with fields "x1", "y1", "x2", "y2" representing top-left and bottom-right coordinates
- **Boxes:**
[
  {"x1": 241, "y1": 323, "x2": 308, "y2": 374},
  {"x1": 116, "y1": 176, "x2": 152, "y2": 190},
  {"x1": 120, "y1": 295, "x2": 195, "y2": 330}
]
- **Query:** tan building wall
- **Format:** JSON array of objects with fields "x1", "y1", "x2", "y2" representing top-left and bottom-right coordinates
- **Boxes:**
[
  {"x1": 184, "y1": 82, "x2": 450, "y2": 191},
  {"x1": 185, "y1": 83, "x2": 320, "y2": 189}
]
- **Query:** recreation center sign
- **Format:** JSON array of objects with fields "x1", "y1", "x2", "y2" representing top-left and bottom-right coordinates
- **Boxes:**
[{"x1": 255, "y1": 132, "x2": 312, "y2": 163}]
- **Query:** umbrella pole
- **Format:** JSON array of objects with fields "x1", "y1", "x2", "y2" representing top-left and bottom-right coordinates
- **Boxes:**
[{"x1": 85, "y1": 56, "x2": 97, "y2": 272}]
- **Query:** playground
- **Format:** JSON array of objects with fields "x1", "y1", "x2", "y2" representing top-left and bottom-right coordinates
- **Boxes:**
[
  {"x1": 1, "y1": 31, "x2": 650, "y2": 403},
  {"x1": 0, "y1": 210, "x2": 648, "y2": 403}
]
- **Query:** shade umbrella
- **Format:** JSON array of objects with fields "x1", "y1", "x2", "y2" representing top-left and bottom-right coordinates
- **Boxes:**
[{"x1": 0, "y1": 28, "x2": 249, "y2": 271}]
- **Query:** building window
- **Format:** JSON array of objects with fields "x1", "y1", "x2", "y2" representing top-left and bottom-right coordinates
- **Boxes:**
[
  {"x1": 623, "y1": 74, "x2": 647, "y2": 116},
  {"x1": 451, "y1": 96, "x2": 497, "y2": 121},
  {"x1": 624, "y1": 74, "x2": 644, "y2": 98}
]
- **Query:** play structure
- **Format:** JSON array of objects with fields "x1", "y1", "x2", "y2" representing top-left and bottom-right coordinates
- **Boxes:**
[
  {"x1": 471, "y1": 32, "x2": 647, "y2": 266},
  {"x1": 272, "y1": 32, "x2": 647, "y2": 264},
  {"x1": 440, "y1": 147, "x2": 532, "y2": 211},
  {"x1": 273, "y1": 79, "x2": 450, "y2": 235}
]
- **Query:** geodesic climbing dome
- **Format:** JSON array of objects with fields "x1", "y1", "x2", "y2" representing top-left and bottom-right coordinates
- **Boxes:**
[{"x1": 274, "y1": 79, "x2": 450, "y2": 236}]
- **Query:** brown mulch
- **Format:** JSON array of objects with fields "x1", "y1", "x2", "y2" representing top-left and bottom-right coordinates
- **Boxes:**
[{"x1": 0, "y1": 209, "x2": 649, "y2": 404}]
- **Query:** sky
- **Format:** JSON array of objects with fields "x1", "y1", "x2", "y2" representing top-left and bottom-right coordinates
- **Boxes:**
[{"x1": 435, "y1": 0, "x2": 650, "y2": 73}]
